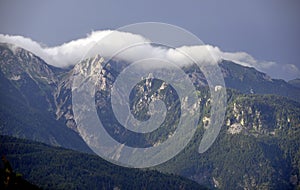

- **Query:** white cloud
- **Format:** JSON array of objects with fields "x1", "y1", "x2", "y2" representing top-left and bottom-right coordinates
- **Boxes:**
[
  {"x1": 0, "y1": 31, "x2": 299, "y2": 80},
  {"x1": 215, "y1": 49, "x2": 300, "y2": 80}
]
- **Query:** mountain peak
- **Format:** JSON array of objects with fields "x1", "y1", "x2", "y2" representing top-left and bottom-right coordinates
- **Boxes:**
[{"x1": 0, "y1": 43, "x2": 59, "y2": 84}]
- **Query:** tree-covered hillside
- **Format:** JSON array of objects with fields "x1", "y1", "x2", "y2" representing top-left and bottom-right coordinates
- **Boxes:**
[
  {"x1": 156, "y1": 93, "x2": 300, "y2": 189},
  {"x1": 0, "y1": 135, "x2": 207, "y2": 190}
]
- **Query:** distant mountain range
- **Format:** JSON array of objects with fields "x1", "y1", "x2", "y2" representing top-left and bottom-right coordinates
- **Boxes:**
[{"x1": 0, "y1": 43, "x2": 299, "y2": 189}]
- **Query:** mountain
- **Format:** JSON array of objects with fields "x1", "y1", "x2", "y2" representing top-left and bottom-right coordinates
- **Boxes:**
[
  {"x1": 288, "y1": 78, "x2": 300, "y2": 89},
  {"x1": 157, "y1": 93, "x2": 300, "y2": 189},
  {"x1": 62, "y1": 55, "x2": 300, "y2": 189},
  {"x1": 0, "y1": 135, "x2": 207, "y2": 190},
  {"x1": 220, "y1": 60, "x2": 300, "y2": 103},
  {"x1": 1, "y1": 43, "x2": 300, "y2": 189},
  {"x1": 0, "y1": 43, "x2": 91, "y2": 153},
  {"x1": 55, "y1": 57, "x2": 300, "y2": 136}
]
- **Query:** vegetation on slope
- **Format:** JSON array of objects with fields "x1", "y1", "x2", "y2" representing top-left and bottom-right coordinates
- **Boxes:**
[{"x1": 0, "y1": 135, "x2": 207, "y2": 190}]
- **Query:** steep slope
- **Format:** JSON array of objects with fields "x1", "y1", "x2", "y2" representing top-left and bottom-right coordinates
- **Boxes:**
[
  {"x1": 288, "y1": 78, "x2": 300, "y2": 89},
  {"x1": 0, "y1": 43, "x2": 91, "y2": 152},
  {"x1": 55, "y1": 55, "x2": 300, "y2": 135},
  {"x1": 0, "y1": 135, "x2": 207, "y2": 190},
  {"x1": 56, "y1": 56, "x2": 300, "y2": 189},
  {"x1": 54, "y1": 55, "x2": 105, "y2": 132},
  {"x1": 220, "y1": 60, "x2": 300, "y2": 102},
  {"x1": 1, "y1": 43, "x2": 300, "y2": 189},
  {"x1": 157, "y1": 93, "x2": 300, "y2": 189}
]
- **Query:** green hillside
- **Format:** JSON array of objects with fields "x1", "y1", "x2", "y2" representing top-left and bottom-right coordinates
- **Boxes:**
[
  {"x1": 0, "y1": 135, "x2": 207, "y2": 190},
  {"x1": 156, "y1": 93, "x2": 300, "y2": 189}
]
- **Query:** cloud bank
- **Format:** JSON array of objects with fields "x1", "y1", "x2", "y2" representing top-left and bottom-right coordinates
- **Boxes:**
[{"x1": 0, "y1": 31, "x2": 299, "y2": 80}]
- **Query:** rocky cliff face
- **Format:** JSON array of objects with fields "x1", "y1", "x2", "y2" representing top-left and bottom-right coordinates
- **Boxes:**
[
  {"x1": 51, "y1": 52, "x2": 300, "y2": 189},
  {"x1": 0, "y1": 43, "x2": 91, "y2": 152},
  {"x1": 226, "y1": 95, "x2": 299, "y2": 136},
  {"x1": 1, "y1": 43, "x2": 299, "y2": 189},
  {"x1": 0, "y1": 43, "x2": 59, "y2": 111}
]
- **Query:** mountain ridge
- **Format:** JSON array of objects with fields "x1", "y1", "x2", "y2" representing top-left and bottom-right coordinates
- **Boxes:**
[
  {"x1": 0, "y1": 43, "x2": 92, "y2": 153},
  {"x1": 1, "y1": 43, "x2": 300, "y2": 189}
]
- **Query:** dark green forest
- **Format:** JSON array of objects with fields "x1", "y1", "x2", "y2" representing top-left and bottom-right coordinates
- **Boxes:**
[{"x1": 0, "y1": 135, "x2": 207, "y2": 190}]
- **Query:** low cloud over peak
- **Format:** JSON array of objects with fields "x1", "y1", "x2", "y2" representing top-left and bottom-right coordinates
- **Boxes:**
[{"x1": 0, "y1": 31, "x2": 299, "y2": 81}]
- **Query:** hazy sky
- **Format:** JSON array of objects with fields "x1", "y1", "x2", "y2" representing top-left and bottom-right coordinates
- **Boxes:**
[{"x1": 0, "y1": 0, "x2": 299, "y2": 80}]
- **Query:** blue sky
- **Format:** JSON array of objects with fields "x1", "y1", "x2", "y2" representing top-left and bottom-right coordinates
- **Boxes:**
[{"x1": 0, "y1": 0, "x2": 299, "y2": 80}]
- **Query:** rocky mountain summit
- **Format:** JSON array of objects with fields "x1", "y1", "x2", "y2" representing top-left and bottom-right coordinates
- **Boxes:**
[{"x1": 0, "y1": 43, "x2": 299, "y2": 189}]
